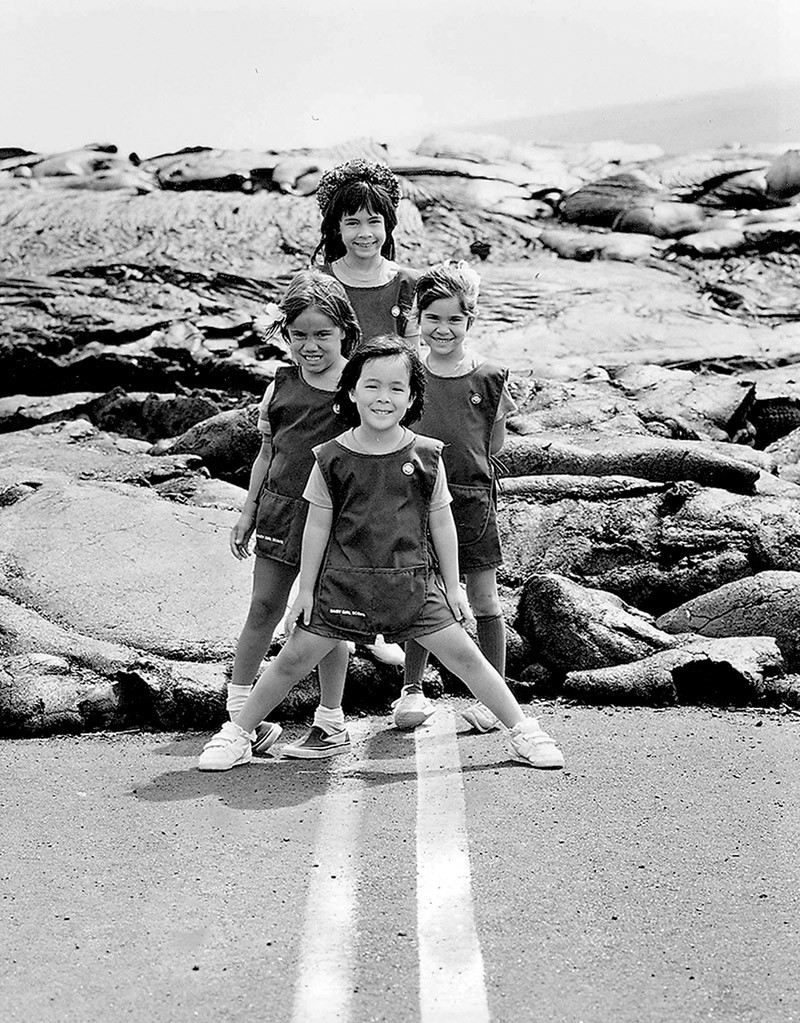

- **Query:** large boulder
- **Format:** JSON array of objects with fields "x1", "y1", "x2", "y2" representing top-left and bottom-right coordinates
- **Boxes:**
[
  {"x1": 152, "y1": 403, "x2": 262, "y2": 482},
  {"x1": 766, "y1": 425, "x2": 800, "y2": 467},
  {"x1": 562, "y1": 636, "x2": 785, "y2": 706},
  {"x1": 656, "y1": 571, "x2": 800, "y2": 669},
  {"x1": 0, "y1": 652, "x2": 228, "y2": 736},
  {"x1": 0, "y1": 593, "x2": 231, "y2": 736},
  {"x1": 498, "y1": 479, "x2": 800, "y2": 614},
  {"x1": 0, "y1": 392, "x2": 104, "y2": 431},
  {"x1": 0, "y1": 418, "x2": 202, "y2": 485},
  {"x1": 515, "y1": 572, "x2": 678, "y2": 672},
  {"x1": 507, "y1": 377, "x2": 647, "y2": 436},
  {"x1": 0, "y1": 592, "x2": 139, "y2": 672},
  {"x1": 609, "y1": 364, "x2": 755, "y2": 442},
  {"x1": 91, "y1": 389, "x2": 225, "y2": 441},
  {"x1": 0, "y1": 464, "x2": 250, "y2": 660},
  {"x1": 498, "y1": 433, "x2": 761, "y2": 492}
]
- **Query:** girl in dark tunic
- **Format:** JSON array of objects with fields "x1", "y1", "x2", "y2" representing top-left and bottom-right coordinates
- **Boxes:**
[
  {"x1": 220, "y1": 271, "x2": 359, "y2": 759},
  {"x1": 313, "y1": 158, "x2": 419, "y2": 347},
  {"x1": 199, "y1": 337, "x2": 564, "y2": 772},
  {"x1": 396, "y1": 261, "x2": 518, "y2": 732}
]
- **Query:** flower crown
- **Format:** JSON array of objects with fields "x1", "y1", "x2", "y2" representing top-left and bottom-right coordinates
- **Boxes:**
[
  {"x1": 447, "y1": 260, "x2": 481, "y2": 302},
  {"x1": 315, "y1": 159, "x2": 401, "y2": 216},
  {"x1": 252, "y1": 303, "x2": 287, "y2": 346}
]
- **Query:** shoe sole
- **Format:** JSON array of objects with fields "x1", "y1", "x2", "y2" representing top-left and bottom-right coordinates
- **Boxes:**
[
  {"x1": 510, "y1": 753, "x2": 565, "y2": 770},
  {"x1": 252, "y1": 722, "x2": 283, "y2": 755},
  {"x1": 460, "y1": 711, "x2": 499, "y2": 733},
  {"x1": 198, "y1": 752, "x2": 252, "y2": 772},
  {"x1": 280, "y1": 742, "x2": 351, "y2": 759}
]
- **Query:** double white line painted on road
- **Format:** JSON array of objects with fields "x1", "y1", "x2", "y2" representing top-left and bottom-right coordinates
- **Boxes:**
[
  {"x1": 290, "y1": 719, "x2": 369, "y2": 1023},
  {"x1": 290, "y1": 711, "x2": 490, "y2": 1022},
  {"x1": 416, "y1": 709, "x2": 491, "y2": 1023}
]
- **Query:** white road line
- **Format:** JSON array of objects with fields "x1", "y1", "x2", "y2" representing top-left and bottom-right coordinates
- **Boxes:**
[
  {"x1": 289, "y1": 719, "x2": 370, "y2": 1023},
  {"x1": 415, "y1": 709, "x2": 491, "y2": 1023}
]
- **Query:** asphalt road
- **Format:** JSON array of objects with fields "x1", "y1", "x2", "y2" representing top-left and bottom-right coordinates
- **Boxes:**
[{"x1": 2, "y1": 701, "x2": 798, "y2": 1023}]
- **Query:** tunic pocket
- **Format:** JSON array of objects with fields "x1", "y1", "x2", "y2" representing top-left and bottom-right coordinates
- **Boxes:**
[
  {"x1": 448, "y1": 484, "x2": 493, "y2": 546},
  {"x1": 254, "y1": 488, "x2": 307, "y2": 564},
  {"x1": 316, "y1": 565, "x2": 428, "y2": 637}
]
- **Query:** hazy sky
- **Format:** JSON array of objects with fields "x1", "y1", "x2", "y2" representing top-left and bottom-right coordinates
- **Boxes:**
[{"x1": 5, "y1": 0, "x2": 799, "y2": 157}]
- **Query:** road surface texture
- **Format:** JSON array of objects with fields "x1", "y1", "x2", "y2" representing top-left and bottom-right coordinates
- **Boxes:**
[{"x1": 2, "y1": 701, "x2": 798, "y2": 1023}]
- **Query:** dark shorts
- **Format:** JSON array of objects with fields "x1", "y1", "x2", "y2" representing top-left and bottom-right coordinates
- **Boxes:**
[
  {"x1": 450, "y1": 484, "x2": 502, "y2": 573},
  {"x1": 298, "y1": 571, "x2": 457, "y2": 645},
  {"x1": 458, "y1": 514, "x2": 502, "y2": 573}
]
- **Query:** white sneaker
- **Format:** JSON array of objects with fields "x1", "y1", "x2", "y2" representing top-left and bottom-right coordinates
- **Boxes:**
[
  {"x1": 508, "y1": 719, "x2": 565, "y2": 769},
  {"x1": 392, "y1": 686, "x2": 435, "y2": 730},
  {"x1": 461, "y1": 703, "x2": 500, "y2": 733},
  {"x1": 198, "y1": 721, "x2": 252, "y2": 771},
  {"x1": 366, "y1": 635, "x2": 406, "y2": 667}
]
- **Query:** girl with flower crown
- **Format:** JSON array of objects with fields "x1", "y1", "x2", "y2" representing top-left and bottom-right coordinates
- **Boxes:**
[
  {"x1": 313, "y1": 159, "x2": 419, "y2": 348},
  {"x1": 309, "y1": 158, "x2": 420, "y2": 671}
]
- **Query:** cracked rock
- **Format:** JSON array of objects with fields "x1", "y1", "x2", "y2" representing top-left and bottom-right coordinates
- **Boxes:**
[
  {"x1": 563, "y1": 635, "x2": 784, "y2": 705},
  {"x1": 515, "y1": 572, "x2": 679, "y2": 672},
  {"x1": 656, "y1": 570, "x2": 800, "y2": 669}
]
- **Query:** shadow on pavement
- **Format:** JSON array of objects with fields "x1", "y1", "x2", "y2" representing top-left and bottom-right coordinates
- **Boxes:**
[{"x1": 130, "y1": 722, "x2": 539, "y2": 810}]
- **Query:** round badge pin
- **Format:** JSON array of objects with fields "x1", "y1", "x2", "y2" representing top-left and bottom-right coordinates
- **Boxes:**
[
  {"x1": 402, "y1": 462, "x2": 414, "y2": 475},
  {"x1": 391, "y1": 305, "x2": 401, "y2": 318},
  {"x1": 470, "y1": 393, "x2": 482, "y2": 404}
]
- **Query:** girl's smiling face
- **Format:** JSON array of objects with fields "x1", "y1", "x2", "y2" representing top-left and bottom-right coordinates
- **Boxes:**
[
  {"x1": 349, "y1": 355, "x2": 413, "y2": 433},
  {"x1": 339, "y1": 206, "x2": 387, "y2": 262},
  {"x1": 286, "y1": 306, "x2": 345, "y2": 376},
  {"x1": 418, "y1": 295, "x2": 471, "y2": 360}
]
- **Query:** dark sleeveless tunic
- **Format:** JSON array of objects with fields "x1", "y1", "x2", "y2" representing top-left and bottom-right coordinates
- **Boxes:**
[
  {"x1": 304, "y1": 434, "x2": 447, "y2": 639},
  {"x1": 254, "y1": 364, "x2": 342, "y2": 565},
  {"x1": 412, "y1": 361, "x2": 506, "y2": 571},
  {"x1": 322, "y1": 263, "x2": 417, "y2": 340}
]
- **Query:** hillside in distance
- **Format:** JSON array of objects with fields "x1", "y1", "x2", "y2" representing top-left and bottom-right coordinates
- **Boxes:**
[{"x1": 472, "y1": 80, "x2": 800, "y2": 155}]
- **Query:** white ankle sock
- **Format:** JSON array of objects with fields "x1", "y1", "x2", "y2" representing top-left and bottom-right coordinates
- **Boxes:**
[
  {"x1": 226, "y1": 683, "x2": 252, "y2": 719},
  {"x1": 314, "y1": 705, "x2": 345, "y2": 732}
]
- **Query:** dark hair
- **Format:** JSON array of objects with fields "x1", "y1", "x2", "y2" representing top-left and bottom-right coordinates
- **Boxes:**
[
  {"x1": 414, "y1": 260, "x2": 481, "y2": 321},
  {"x1": 280, "y1": 270, "x2": 361, "y2": 356},
  {"x1": 334, "y1": 335, "x2": 425, "y2": 427},
  {"x1": 313, "y1": 180, "x2": 399, "y2": 264}
]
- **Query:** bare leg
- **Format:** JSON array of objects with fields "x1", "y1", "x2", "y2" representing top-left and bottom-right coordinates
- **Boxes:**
[
  {"x1": 317, "y1": 641, "x2": 350, "y2": 711},
  {"x1": 235, "y1": 629, "x2": 338, "y2": 735},
  {"x1": 415, "y1": 624, "x2": 524, "y2": 728},
  {"x1": 464, "y1": 568, "x2": 502, "y2": 619},
  {"x1": 231, "y1": 557, "x2": 297, "y2": 687}
]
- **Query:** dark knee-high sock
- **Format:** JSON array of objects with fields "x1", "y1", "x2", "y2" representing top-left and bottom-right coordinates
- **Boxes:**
[
  {"x1": 476, "y1": 613, "x2": 506, "y2": 679},
  {"x1": 403, "y1": 639, "x2": 429, "y2": 693}
]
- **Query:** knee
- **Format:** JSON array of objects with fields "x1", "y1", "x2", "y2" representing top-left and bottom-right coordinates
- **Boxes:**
[
  {"x1": 246, "y1": 595, "x2": 284, "y2": 629},
  {"x1": 470, "y1": 595, "x2": 502, "y2": 618},
  {"x1": 465, "y1": 578, "x2": 500, "y2": 617},
  {"x1": 273, "y1": 636, "x2": 315, "y2": 680}
]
